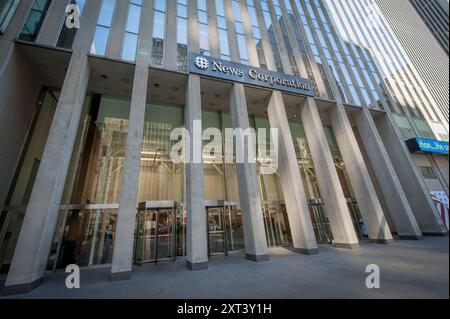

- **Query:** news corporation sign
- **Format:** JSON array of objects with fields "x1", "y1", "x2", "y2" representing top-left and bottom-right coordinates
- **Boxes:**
[{"x1": 189, "y1": 54, "x2": 314, "y2": 97}]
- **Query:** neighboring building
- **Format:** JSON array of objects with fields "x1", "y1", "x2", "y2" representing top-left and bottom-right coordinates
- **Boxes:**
[
  {"x1": 409, "y1": 0, "x2": 449, "y2": 56},
  {"x1": 0, "y1": 0, "x2": 447, "y2": 295},
  {"x1": 375, "y1": 0, "x2": 449, "y2": 127}
]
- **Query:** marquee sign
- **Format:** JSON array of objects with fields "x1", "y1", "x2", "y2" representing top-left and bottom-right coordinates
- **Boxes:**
[
  {"x1": 406, "y1": 137, "x2": 449, "y2": 155},
  {"x1": 189, "y1": 54, "x2": 314, "y2": 97}
]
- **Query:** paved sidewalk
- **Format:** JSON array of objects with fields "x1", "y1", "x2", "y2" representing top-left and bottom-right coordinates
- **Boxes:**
[{"x1": 1, "y1": 237, "x2": 448, "y2": 299}]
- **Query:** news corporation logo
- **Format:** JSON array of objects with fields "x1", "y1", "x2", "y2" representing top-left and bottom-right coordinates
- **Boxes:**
[{"x1": 194, "y1": 56, "x2": 210, "y2": 70}]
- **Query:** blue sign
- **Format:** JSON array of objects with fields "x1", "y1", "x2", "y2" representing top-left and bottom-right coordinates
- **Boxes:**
[
  {"x1": 406, "y1": 138, "x2": 449, "y2": 154},
  {"x1": 189, "y1": 54, "x2": 314, "y2": 97}
]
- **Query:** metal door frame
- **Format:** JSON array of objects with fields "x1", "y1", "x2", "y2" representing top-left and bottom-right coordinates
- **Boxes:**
[
  {"x1": 205, "y1": 200, "x2": 238, "y2": 257},
  {"x1": 135, "y1": 201, "x2": 178, "y2": 265},
  {"x1": 308, "y1": 199, "x2": 333, "y2": 245}
]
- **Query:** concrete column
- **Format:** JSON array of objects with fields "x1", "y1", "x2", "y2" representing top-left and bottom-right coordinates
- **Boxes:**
[
  {"x1": 267, "y1": 91, "x2": 319, "y2": 254},
  {"x1": 354, "y1": 108, "x2": 423, "y2": 239},
  {"x1": 229, "y1": 83, "x2": 269, "y2": 261},
  {"x1": 36, "y1": 0, "x2": 69, "y2": 46},
  {"x1": 185, "y1": 74, "x2": 208, "y2": 270},
  {"x1": 374, "y1": 112, "x2": 447, "y2": 235},
  {"x1": 4, "y1": 52, "x2": 90, "y2": 294},
  {"x1": 301, "y1": 98, "x2": 359, "y2": 248},
  {"x1": 110, "y1": 51, "x2": 149, "y2": 281},
  {"x1": 165, "y1": 0, "x2": 177, "y2": 70},
  {"x1": 206, "y1": 0, "x2": 220, "y2": 58},
  {"x1": 329, "y1": 104, "x2": 393, "y2": 243},
  {"x1": 106, "y1": 0, "x2": 129, "y2": 59}
]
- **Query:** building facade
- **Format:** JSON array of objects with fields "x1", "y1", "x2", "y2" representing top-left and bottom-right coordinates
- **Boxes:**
[
  {"x1": 0, "y1": 0, "x2": 448, "y2": 294},
  {"x1": 375, "y1": 0, "x2": 449, "y2": 126},
  {"x1": 409, "y1": 0, "x2": 449, "y2": 56}
]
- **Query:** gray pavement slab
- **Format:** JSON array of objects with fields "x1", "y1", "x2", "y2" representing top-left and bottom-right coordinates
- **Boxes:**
[{"x1": 0, "y1": 237, "x2": 448, "y2": 299}]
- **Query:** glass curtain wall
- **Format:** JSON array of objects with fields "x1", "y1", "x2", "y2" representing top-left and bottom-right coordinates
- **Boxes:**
[
  {"x1": 18, "y1": 0, "x2": 51, "y2": 42},
  {"x1": 49, "y1": 96, "x2": 131, "y2": 269},
  {"x1": 90, "y1": 0, "x2": 116, "y2": 56},
  {"x1": 232, "y1": 0, "x2": 250, "y2": 64},
  {"x1": 121, "y1": 0, "x2": 143, "y2": 62},
  {"x1": 151, "y1": 0, "x2": 167, "y2": 66},
  {"x1": 202, "y1": 111, "x2": 244, "y2": 253},
  {"x1": 246, "y1": 0, "x2": 267, "y2": 69},
  {"x1": 197, "y1": 0, "x2": 210, "y2": 56},
  {"x1": 253, "y1": 117, "x2": 292, "y2": 247},
  {"x1": 138, "y1": 104, "x2": 184, "y2": 202},
  {"x1": 290, "y1": 121, "x2": 333, "y2": 243},
  {"x1": 259, "y1": 0, "x2": 284, "y2": 72},
  {"x1": 215, "y1": 0, "x2": 231, "y2": 60},
  {"x1": 176, "y1": 0, "x2": 188, "y2": 70}
]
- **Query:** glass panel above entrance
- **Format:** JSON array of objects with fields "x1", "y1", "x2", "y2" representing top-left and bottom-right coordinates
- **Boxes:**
[
  {"x1": 64, "y1": 96, "x2": 131, "y2": 205},
  {"x1": 138, "y1": 104, "x2": 184, "y2": 202}
]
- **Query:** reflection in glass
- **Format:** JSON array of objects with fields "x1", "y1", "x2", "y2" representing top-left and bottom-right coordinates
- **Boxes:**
[
  {"x1": 121, "y1": 0, "x2": 142, "y2": 61},
  {"x1": 18, "y1": 0, "x2": 51, "y2": 42},
  {"x1": 90, "y1": 0, "x2": 116, "y2": 55},
  {"x1": 152, "y1": 0, "x2": 167, "y2": 66}
]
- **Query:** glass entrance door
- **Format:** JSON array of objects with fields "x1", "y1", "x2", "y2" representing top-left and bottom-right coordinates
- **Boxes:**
[
  {"x1": 207, "y1": 207, "x2": 228, "y2": 256},
  {"x1": 262, "y1": 203, "x2": 292, "y2": 247},
  {"x1": 134, "y1": 202, "x2": 177, "y2": 264},
  {"x1": 308, "y1": 199, "x2": 333, "y2": 244},
  {"x1": 347, "y1": 198, "x2": 368, "y2": 240},
  {"x1": 206, "y1": 201, "x2": 243, "y2": 256}
]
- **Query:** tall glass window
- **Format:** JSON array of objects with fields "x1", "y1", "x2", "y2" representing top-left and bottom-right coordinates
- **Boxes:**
[
  {"x1": 284, "y1": 0, "x2": 320, "y2": 97},
  {"x1": 176, "y1": 0, "x2": 188, "y2": 70},
  {"x1": 121, "y1": 0, "x2": 143, "y2": 61},
  {"x1": 313, "y1": 0, "x2": 369, "y2": 106},
  {"x1": 139, "y1": 104, "x2": 184, "y2": 202},
  {"x1": 18, "y1": 0, "x2": 51, "y2": 42},
  {"x1": 260, "y1": 0, "x2": 283, "y2": 72},
  {"x1": 246, "y1": 0, "x2": 266, "y2": 68},
  {"x1": 294, "y1": 0, "x2": 335, "y2": 100},
  {"x1": 151, "y1": 0, "x2": 167, "y2": 66},
  {"x1": 197, "y1": 0, "x2": 210, "y2": 56},
  {"x1": 90, "y1": 0, "x2": 116, "y2": 56},
  {"x1": 215, "y1": 0, "x2": 230, "y2": 60},
  {"x1": 232, "y1": 0, "x2": 249, "y2": 64},
  {"x1": 0, "y1": 0, "x2": 19, "y2": 33},
  {"x1": 299, "y1": 0, "x2": 350, "y2": 103},
  {"x1": 57, "y1": 0, "x2": 86, "y2": 49},
  {"x1": 273, "y1": 0, "x2": 299, "y2": 75}
]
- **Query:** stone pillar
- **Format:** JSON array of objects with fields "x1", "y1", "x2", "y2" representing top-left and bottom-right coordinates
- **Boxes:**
[
  {"x1": 354, "y1": 108, "x2": 423, "y2": 239},
  {"x1": 165, "y1": 0, "x2": 177, "y2": 70},
  {"x1": 36, "y1": 0, "x2": 69, "y2": 46},
  {"x1": 229, "y1": 83, "x2": 269, "y2": 261},
  {"x1": 106, "y1": 0, "x2": 129, "y2": 59},
  {"x1": 4, "y1": 52, "x2": 90, "y2": 294},
  {"x1": 301, "y1": 98, "x2": 359, "y2": 248},
  {"x1": 329, "y1": 104, "x2": 393, "y2": 243},
  {"x1": 267, "y1": 91, "x2": 319, "y2": 254},
  {"x1": 374, "y1": 112, "x2": 447, "y2": 235},
  {"x1": 185, "y1": 74, "x2": 208, "y2": 270},
  {"x1": 110, "y1": 51, "x2": 149, "y2": 281}
]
